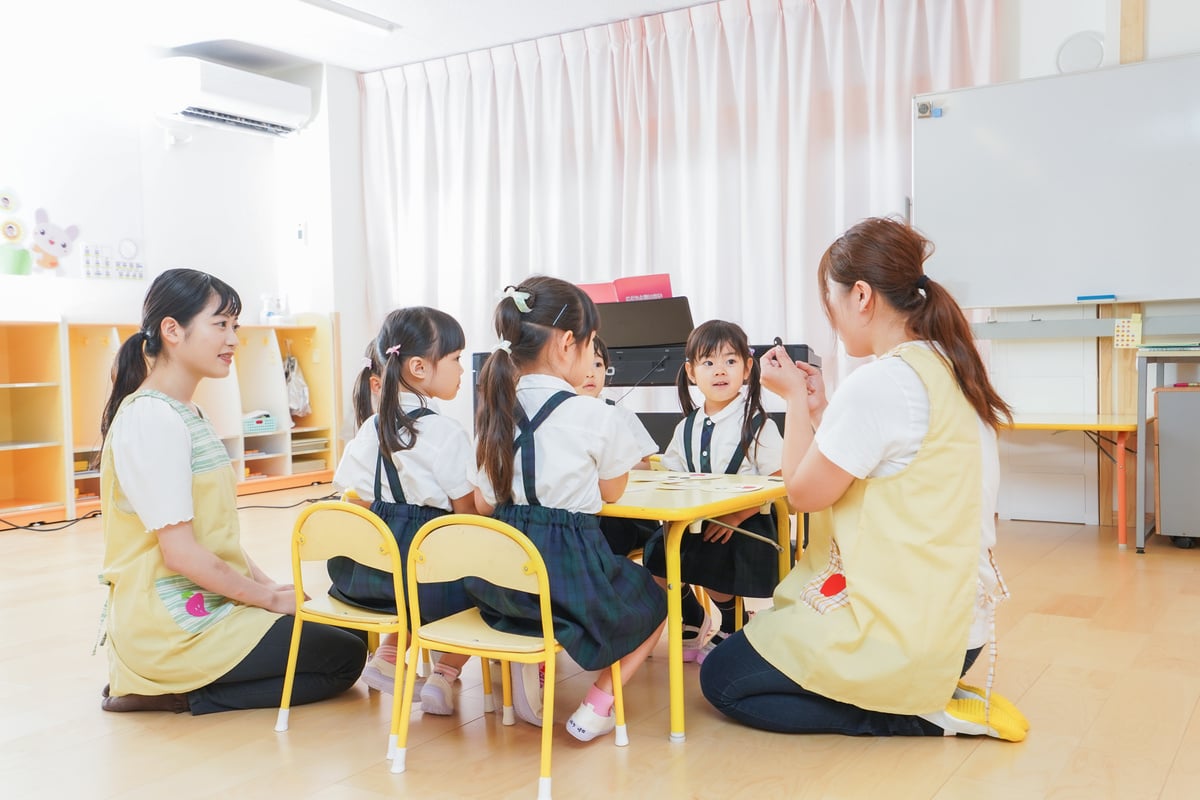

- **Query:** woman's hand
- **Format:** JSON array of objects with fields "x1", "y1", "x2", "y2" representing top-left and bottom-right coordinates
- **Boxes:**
[
  {"x1": 760, "y1": 347, "x2": 827, "y2": 420},
  {"x1": 266, "y1": 586, "x2": 303, "y2": 615}
]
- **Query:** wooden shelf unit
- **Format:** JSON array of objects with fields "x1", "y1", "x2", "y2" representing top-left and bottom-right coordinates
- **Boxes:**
[
  {"x1": 0, "y1": 322, "x2": 67, "y2": 527},
  {"x1": 1, "y1": 314, "x2": 340, "y2": 530}
]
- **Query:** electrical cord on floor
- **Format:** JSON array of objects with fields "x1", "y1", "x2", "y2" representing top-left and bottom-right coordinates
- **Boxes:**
[
  {"x1": 1, "y1": 483, "x2": 338, "y2": 531},
  {"x1": 0, "y1": 510, "x2": 102, "y2": 532}
]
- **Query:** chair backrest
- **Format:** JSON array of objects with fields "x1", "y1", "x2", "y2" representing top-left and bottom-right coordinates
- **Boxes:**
[
  {"x1": 410, "y1": 515, "x2": 545, "y2": 594},
  {"x1": 293, "y1": 500, "x2": 400, "y2": 574}
]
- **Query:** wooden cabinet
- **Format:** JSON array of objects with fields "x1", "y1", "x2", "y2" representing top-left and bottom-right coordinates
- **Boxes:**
[
  {"x1": 0, "y1": 322, "x2": 68, "y2": 525},
  {"x1": 0, "y1": 314, "x2": 340, "y2": 529}
]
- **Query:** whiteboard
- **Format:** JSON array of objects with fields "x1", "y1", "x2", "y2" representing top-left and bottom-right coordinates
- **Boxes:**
[{"x1": 912, "y1": 53, "x2": 1200, "y2": 309}]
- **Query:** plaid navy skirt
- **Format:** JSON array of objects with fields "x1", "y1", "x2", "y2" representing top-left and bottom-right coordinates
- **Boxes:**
[
  {"x1": 642, "y1": 511, "x2": 783, "y2": 598},
  {"x1": 327, "y1": 501, "x2": 473, "y2": 624},
  {"x1": 464, "y1": 505, "x2": 667, "y2": 671}
]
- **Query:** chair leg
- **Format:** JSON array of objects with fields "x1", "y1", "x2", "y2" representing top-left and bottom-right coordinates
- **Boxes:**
[
  {"x1": 367, "y1": 630, "x2": 380, "y2": 654},
  {"x1": 538, "y1": 656, "x2": 556, "y2": 796},
  {"x1": 733, "y1": 596, "x2": 744, "y2": 631},
  {"x1": 481, "y1": 657, "x2": 496, "y2": 713},
  {"x1": 391, "y1": 637, "x2": 423, "y2": 773},
  {"x1": 611, "y1": 660, "x2": 628, "y2": 747},
  {"x1": 418, "y1": 647, "x2": 433, "y2": 678},
  {"x1": 500, "y1": 659, "x2": 515, "y2": 725},
  {"x1": 273, "y1": 616, "x2": 306, "y2": 732}
]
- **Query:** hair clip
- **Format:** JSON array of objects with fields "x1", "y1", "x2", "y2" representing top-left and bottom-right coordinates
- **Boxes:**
[
  {"x1": 385, "y1": 344, "x2": 402, "y2": 357},
  {"x1": 551, "y1": 303, "x2": 568, "y2": 326},
  {"x1": 361, "y1": 356, "x2": 374, "y2": 370},
  {"x1": 500, "y1": 286, "x2": 532, "y2": 313},
  {"x1": 492, "y1": 339, "x2": 512, "y2": 355}
]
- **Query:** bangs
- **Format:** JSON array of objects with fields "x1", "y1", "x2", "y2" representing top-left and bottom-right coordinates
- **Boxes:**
[{"x1": 210, "y1": 277, "x2": 243, "y2": 318}]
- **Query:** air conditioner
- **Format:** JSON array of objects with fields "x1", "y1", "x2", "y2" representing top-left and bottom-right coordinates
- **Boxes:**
[{"x1": 154, "y1": 56, "x2": 312, "y2": 137}]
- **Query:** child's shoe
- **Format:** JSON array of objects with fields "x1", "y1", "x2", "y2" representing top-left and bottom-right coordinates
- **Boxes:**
[
  {"x1": 361, "y1": 645, "x2": 420, "y2": 694},
  {"x1": 694, "y1": 632, "x2": 728, "y2": 666},
  {"x1": 419, "y1": 672, "x2": 456, "y2": 715},
  {"x1": 566, "y1": 700, "x2": 616, "y2": 742},
  {"x1": 681, "y1": 608, "x2": 712, "y2": 663},
  {"x1": 919, "y1": 697, "x2": 1027, "y2": 742},
  {"x1": 510, "y1": 661, "x2": 545, "y2": 727},
  {"x1": 954, "y1": 681, "x2": 1030, "y2": 732}
]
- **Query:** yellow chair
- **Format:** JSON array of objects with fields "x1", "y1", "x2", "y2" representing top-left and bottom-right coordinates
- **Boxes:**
[
  {"x1": 339, "y1": 487, "x2": 433, "y2": 676},
  {"x1": 274, "y1": 500, "x2": 407, "y2": 759},
  {"x1": 393, "y1": 514, "x2": 628, "y2": 798}
]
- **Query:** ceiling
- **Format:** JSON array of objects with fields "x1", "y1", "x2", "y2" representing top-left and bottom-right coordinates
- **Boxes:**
[{"x1": 150, "y1": 0, "x2": 709, "y2": 74}]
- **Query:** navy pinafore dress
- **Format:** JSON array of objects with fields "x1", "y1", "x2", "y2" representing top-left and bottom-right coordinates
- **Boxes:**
[
  {"x1": 642, "y1": 411, "x2": 781, "y2": 597},
  {"x1": 465, "y1": 391, "x2": 667, "y2": 670},
  {"x1": 328, "y1": 409, "x2": 473, "y2": 623}
]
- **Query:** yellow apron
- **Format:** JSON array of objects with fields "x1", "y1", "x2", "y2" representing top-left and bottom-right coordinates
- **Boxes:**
[
  {"x1": 100, "y1": 390, "x2": 278, "y2": 696},
  {"x1": 745, "y1": 345, "x2": 981, "y2": 714}
]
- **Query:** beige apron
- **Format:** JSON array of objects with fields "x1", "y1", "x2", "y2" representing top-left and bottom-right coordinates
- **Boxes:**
[
  {"x1": 100, "y1": 390, "x2": 278, "y2": 696},
  {"x1": 746, "y1": 345, "x2": 981, "y2": 714}
]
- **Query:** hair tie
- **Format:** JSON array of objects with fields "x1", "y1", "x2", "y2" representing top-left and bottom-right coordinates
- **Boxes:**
[
  {"x1": 500, "y1": 286, "x2": 533, "y2": 313},
  {"x1": 915, "y1": 274, "x2": 930, "y2": 291},
  {"x1": 140, "y1": 329, "x2": 154, "y2": 341},
  {"x1": 492, "y1": 339, "x2": 512, "y2": 355},
  {"x1": 385, "y1": 344, "x2": 402, "y2": 357},
  {"x1": 361, "y1": 356, "x2": 374, "y2": 370}
]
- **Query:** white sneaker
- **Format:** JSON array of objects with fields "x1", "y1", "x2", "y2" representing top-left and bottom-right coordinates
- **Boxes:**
[
  {"x1": 360, "y1": 647, "x2": 423, "y2": 695},
  {"x1": 566, "y1": 701, "x2": 616, "y2": 742},
  {"x1": 419, "y1": 672, "x2": 456, "y2": 715},
  {"x1": 510, "y1": 661, "x2": 544, "y2": 727}
]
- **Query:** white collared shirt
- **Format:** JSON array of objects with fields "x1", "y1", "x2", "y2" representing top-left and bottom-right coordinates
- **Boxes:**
[
  {"x1": 473, "y1": 374, "x2": 644, "y2": 513},
  {"x1": 333, "y1": 393, "x2": 474, "y2": 509},
  {"x1": 661, "y1": 392, "x2": 783, "y2": 475}
]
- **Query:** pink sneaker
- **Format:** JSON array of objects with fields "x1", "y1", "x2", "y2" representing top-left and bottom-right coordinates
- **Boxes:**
[{"x1": 681, "y1": 609, "x2": 712, "y2": 663}]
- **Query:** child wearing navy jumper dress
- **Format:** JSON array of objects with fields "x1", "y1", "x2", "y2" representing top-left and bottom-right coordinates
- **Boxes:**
[
  {"x1": 331, "y1": 307, "x2": 477, "y2": 715},
  {"x1": 642, "y1": 320, "x2": 784, "y2": 664},
  {"x1": 471, "y1": 276, "x2": 667, "y2": 743}
]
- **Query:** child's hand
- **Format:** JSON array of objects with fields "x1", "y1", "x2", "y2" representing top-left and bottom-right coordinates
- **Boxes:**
[{"x1": 702, "y1": 510, "x2": 750, "y2": 543}]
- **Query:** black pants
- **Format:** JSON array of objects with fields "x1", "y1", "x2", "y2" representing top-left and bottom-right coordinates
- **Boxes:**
[
  {"x1": 699, "y1": 630, "x2": 981, "y2": 736},
  {"x1": 186, "y1": 616, "x2": 367, "y2": 715}
]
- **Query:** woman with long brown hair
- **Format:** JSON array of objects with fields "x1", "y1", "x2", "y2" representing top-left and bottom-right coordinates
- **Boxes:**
[{"x1": 699, "y1": 218, "x2": 1027, "y2": 741}]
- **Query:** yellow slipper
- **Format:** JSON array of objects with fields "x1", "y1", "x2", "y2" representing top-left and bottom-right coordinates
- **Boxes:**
[
  {"x1": 936, "y1": 697, "x2": 1027, "y2": 742},
  {"x1": 955, "y1": 681, "x2": 1030, "y2": 732}
]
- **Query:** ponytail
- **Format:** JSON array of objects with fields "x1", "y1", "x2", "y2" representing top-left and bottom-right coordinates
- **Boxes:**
[
  {"x1": 818, "y1": 217, "x2": 1012, "y2": 430},
  {"x1": 351, "y1": 343, "x2": 380, "y2": 430}
]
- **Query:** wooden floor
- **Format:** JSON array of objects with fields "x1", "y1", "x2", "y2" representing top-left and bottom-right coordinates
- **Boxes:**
[{"x1": 4, "y1": 485, "x2": 1200, "y2": 799}]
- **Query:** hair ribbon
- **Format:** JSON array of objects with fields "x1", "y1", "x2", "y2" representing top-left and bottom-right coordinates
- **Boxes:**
[
  {"x1": 385, "y1": 344, "x2": 402, "y2": 357},
  {"x1": 500, "y1": 286, "x2": 533, "y2": 313}
]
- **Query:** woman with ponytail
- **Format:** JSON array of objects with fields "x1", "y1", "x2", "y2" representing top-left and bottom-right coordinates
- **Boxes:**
[
  {"x1": 98, "y1": 269, "x2": 365, "y2": 715},
  {"x1": 700, "y1": 218, "x2": 1028, "y2": 742}
]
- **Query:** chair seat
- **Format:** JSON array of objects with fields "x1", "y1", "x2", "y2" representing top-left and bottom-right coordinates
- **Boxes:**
[
  {"x1": 419, "y1": 608, "x2": 553, "y2": 654},
  {"x1": 302, "y1": 595, "x2": 400, "y2": 627}
]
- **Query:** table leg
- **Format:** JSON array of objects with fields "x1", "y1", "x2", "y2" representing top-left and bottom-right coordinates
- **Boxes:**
[
  {"x1": 1136, "y1": 357, "x2": 1148, "y2": 553},
  {"x1": 664, "y1": 519, "x2": 688, "y2": 743},
  {"x1": 1116, "y1": 430, "x2": 1128, "y2": 548}
]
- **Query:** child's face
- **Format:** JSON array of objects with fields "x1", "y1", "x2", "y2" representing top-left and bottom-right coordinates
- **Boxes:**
[
  {"x1": 576, "y1": 350, "x2": 606, "y2": 398},
  {"x1": 685, "y1": 344, "x2": 748, "y2": 413},
  {"x1": 415, "y1": 350, "x2": 464, "y2": 401}
]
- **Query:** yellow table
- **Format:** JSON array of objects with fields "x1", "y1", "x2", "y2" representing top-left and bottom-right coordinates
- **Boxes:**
[
  {"x1": 599, "y1": 470, "x2": 790, "y2": 742},
  {"x1": 1005, "y1": 414, "x2": 1137, "y2": 548}
]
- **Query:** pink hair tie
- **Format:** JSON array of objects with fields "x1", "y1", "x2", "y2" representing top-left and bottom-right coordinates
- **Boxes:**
[
  {"x1": 385, "y1": 344, "x2": 402, "y2": 357},
  {"x1": 361, "y1": 357, "x2": 374, "y2": 370}
]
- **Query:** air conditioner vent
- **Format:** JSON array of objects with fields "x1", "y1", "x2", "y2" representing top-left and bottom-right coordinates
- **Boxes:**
[{"x1": 181, "y1": 107, "x2": 295, "y2": 136}]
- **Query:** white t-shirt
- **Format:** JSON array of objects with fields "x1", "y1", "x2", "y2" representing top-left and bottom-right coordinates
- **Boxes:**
[
  {"x1": 333, "y1": 394, "x2": 474, "y2": 510},
  {"x1": 814, "y1": 342, "x2": 1001, "y2": 649},
  {"x1": 473, "y1": 374, "x2": 644, "y2": 514},
  {"x1": 662, "y1": 391, "x2": 783, "y2": 476},
  {"x1": 609, "y1": 401, "x2": 660, "y2": 458},
  {"x1": 109, "y1": 394, "x2": 200, "y2": 531}
]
